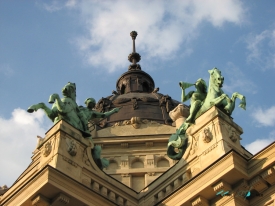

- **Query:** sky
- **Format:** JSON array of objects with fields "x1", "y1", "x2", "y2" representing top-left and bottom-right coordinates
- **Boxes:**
[{"x1": 0, "y1": 0, "x2": 274, "y2": 187}]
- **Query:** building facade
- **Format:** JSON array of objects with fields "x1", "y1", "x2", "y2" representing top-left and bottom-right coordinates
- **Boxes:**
[{"x1": 0, "y1": 32, "x2": 274, "y2": 206}]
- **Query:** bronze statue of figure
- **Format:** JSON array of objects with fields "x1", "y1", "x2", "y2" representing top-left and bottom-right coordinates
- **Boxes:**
[
  {"x1": 167, "y1": 68, "x2": 246, "y2": 160},
  {"x1": 27, "y1": 82, "x2": 120, "y2": 138}
]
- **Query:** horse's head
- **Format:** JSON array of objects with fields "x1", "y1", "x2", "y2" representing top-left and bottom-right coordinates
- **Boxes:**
[
  {"x1": 208, "y1": 68, "x2": 224, "y2": 88},
  {"x1": 62, "y1": 82, "x2": 76, "y2": 100}
]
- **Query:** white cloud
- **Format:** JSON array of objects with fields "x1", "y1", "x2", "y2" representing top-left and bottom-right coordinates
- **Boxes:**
[
  {"x1": 41, "y1": 0, "x2": 76, "y2": 12},
  {"x1": 246, "y1": 29, "x2": 275, "y2": 70},
  {"x1": 251, "y1": 106, "x2": 275, "y2": 127},
  {"x1": 0, "y1": 109, "x2": 51, "y2": 187},
  {"x1": 223, "y1": 62, "x2": 257, "y2": 94},
  {"x1": 42, "y1": 0, "x2": 246, "y2": 72},
  {"x1": 245, "y1": 131, "x2": 275, "y2": 154}
]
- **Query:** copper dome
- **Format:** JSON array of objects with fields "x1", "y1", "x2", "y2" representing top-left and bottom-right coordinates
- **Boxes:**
[{"x1": 94, "y1": 31, "x2": 188, "y2": 128}]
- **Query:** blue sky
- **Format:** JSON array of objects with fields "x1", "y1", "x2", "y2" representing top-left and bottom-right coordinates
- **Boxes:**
[{"x1": 0, "y1": 0, "x2": 274, "y2": 187}]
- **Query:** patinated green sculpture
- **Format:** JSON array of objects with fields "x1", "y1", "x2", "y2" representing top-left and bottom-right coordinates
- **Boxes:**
[
  {"x1": 92, "y1": 145, "x2": 109, "y2": 170},
  {"x1": 180, "y1": 78, "x2": 207, "y2": 123},
  {"x1": 27, "y1": 82, "x2": 121, "y2": 170},
  {"x1": 28, "y1": 82, "x2": 92, "y2": 137},
  {"x1": 167, "y1": 122, "x2": 190, "y2": 160},
  {"x1": 167, "y1": 68, "x2": 246, "y2": 160},
  {"x1": 79, "y1": 97, "x2": 120, "y2": 124},
  {"x1": 27, "y1": 82, "x2": 120, "y2": 138}
]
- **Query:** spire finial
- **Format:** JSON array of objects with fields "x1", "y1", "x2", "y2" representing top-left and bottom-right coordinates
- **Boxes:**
[
  {"x1": 128, "y1": 31, "x2": 141, "y2": 70},
  {"x1": 130, "y1": 31, "x2": 138, "y2": 53}
]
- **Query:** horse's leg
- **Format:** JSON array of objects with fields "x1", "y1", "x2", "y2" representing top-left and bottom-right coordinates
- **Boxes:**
[
  {"x1": 224, "y1": 94, "x2": 236, "y2": 115},
  {"x1": 209, "y1": 94, "x2": 235, "y2": 114},
  {"x1": 234, "y1": 93, "x2": 246, "y2": 110},
  {"x1": 224, "y1": 92, "x2": 246, "y2": 114},
  {"x1": 209, "y1": 94, "x2": 227, "y2": 107},
  {"x1": 27, "y1": 103, "x2": 56, "y2": 122},
  {"x1": 27, "y1": 103, "x2": 47, "y2": 113}
]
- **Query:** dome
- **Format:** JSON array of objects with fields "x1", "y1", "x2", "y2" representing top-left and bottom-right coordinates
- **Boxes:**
[{"x1": 94, "y1": 31, "x2": 188, "y2": 128}]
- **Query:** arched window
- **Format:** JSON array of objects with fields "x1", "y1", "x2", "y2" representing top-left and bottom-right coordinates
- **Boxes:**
[
  {"x1": 142, "y1": 82, "x2": 149, "y2": 92},
  {"x1": 157, "y1": 158, "x2": 169, "y2": 167},
  {"x1": 120, "y1": 84, "x2": 126, "y2": 94},
  {"x1": 107, "y1": 160, "x2": 119, "y2": 170},
  {"x1": 131, "y1": 158, "x2": 144, "y2": 168}
]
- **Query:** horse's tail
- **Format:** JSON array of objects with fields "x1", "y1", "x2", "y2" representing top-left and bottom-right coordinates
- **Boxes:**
[{"x1": 167, "y1": 136, "x2": 188, "y2": 160}]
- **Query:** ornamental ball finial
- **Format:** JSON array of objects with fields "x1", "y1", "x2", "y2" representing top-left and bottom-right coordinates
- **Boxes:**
[{"x1": 130, "y1": 31, "x2": 138, "y2": 40}]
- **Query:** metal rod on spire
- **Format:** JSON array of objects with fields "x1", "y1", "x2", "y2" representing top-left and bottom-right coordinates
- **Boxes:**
[
  {"x1": 130, "y1": 31, "x2": 138, "y2": 53},
  {"x1": 128, "y1": 31, "x2": 141, "y2": 70}
]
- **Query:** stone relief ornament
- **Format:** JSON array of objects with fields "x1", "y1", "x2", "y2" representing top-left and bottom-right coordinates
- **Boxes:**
[
  {"x1": 131, "y1": 117, "x2": 142, "y2": 128},
  {"x1": 228, "y1": 126, "x2": 240, "y2": 143},
  {"x1": 43, "y1": 141, "x2": 52, "y2": 157},
  {"x1": 201, "y1": 127, "x2": 213, "y2": 143},
  {"x1": 131, "y1": 98, "x2": 138, "y2": 110},
  {"x1": 112, "y1": 117, "x2": 156, "y2": 129},
  {"x1": 190, "y1": 135, "x2": 198, "y2": 155},
  {"x1": 83, "y1": 148, "x2": 91, "y2": 166},
  {"x1": 66, "y1": 139, "x2": 77, "y2": 156}
]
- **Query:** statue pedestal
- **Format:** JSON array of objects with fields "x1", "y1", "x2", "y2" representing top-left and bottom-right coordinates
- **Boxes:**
[
  {"x1": 28, "y1": 120, "x2": 137, "y2": 206},
  {"x1": 32, "y1": 120, "x2": 96, "y2": 182},
  {"x1": 185, "y1": 106, "x2": 251, "y2": 169}
]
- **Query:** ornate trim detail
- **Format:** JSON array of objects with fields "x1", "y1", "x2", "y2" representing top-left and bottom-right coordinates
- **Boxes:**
[
  {"x1": 43, "y1": 141, "x2": 52, "y2": 157},
  {"x1": 31, "y1": 194, "x2": 50, "y2": 206},
  {"x1": 249, "y1": 175, "x2": 268, "y2": 192},
  {"x1": 121, "y1": 160, "x2": 128, "y2": 167},
  {"x1": 228, "y1": 126, "x2": 239, "y2": 142},
  {"x1": 131, "y1": 98, "x2": 138, "y2": 110},
  {"x1": 148, "y1": 172, "x2": 155, "y2": 176},
  {"x1": 147, "y1": 159, "x2": 154, "y2": 166},
  {"x1": 83, "y1": 148, "x2": 91, "y2": 166},
  {"x1": 212, "y1": 180, "x2": 231, "y2": 197},
  {"x1": 145, "y1": 142, "x2": 153, "y2": 147},
  {"x1": 52, "y1": 193, "x2": 70, "y2": 205},
  {"x1": 261, "y1": 166, "x2": 275, "y2": 185},
  {"x1": 62, "y1": 156, "x2": 78, "y2": 168},
  {"x1": 191, "y1": 196, "x2": 209, "y2": 206},
  {"x1": 212, "y1": 180, "x2": 231, "y2": 192},
  {"x1": 113, "y1": 118, "x2": 159, "y2": 129},
  {"x1": 201, "y1": 127, "x2": 213, "y2": 143},
  {"x1": 66, "y1": 139, "x2": 77, "y2": 156},
  {"x1": 202, "y1": 143, "x2": 218, "y2": 155},
  {"x1": 159, "y1": 95, "x2": 174, "y2": 113},
  {"x1": 121, "y1": 143, "x2": 128, "y2": 148},
  {"x1": 131, "y1": 117, "x2": 141, "y2": 128}
]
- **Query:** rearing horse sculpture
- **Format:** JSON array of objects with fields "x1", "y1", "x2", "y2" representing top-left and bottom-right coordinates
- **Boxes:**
[
  {"x1": 197, "y1": 67, "x2": 245, "y2": 118},
  {"x1": 167, "y1": 68, "x2": 246, "y2": 160},
  {"x1": 27, "y1": 82, "x2": 91, "y2": 137},
  {"x1": 27, "y1": 82, "x2": 121, "y2": 170}
]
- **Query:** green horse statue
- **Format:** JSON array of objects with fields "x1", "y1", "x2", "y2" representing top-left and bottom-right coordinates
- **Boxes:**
[
  {"x1": 167, "y1": 68, "x2": 246, "y2": 160},
  {"x1": 27, "y1": 82, "x2": 92, "y2": 137},
  {"x1": 27, "y1": 82, "x2": 120, "y2": 170},
  {"x1": 27, "y1": 82, "x2": 120, "y2": 138}
]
